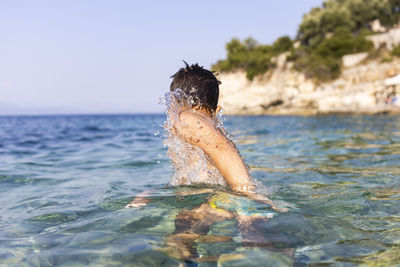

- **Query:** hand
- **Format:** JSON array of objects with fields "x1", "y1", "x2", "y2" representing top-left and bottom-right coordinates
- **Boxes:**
[
  {"x1": 243, "y1": 192, "x2": 292, "y2": 213},
  {"x1": 125, "y1": 196, "x2": 150, "y2": 208},
  {"x1": 270, "y1": 200, "x2": 296, "y2": 213}
]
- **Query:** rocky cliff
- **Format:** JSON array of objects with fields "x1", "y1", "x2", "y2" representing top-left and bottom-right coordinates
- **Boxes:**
[{"x1": 218, "y1": 56, "x2": 400, "y2": 115}]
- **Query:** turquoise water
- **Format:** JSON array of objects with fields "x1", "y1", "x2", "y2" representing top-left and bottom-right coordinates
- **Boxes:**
[{"x1": 0, "y1": 114, "x2": 399, "y2": 266}]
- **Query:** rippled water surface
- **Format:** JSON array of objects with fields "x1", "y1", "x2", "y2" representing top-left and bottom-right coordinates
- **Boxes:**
[{"x1": 1, "y1": 114, "x2": 400, "y2": 266}]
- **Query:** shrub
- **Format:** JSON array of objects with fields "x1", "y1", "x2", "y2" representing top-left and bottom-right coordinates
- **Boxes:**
[
  {"x1": 212, "y1": 36, "x2": 291, "y2": 80},
  {"x1": 315, "y1": 27, "x2": 373, "y2": 58},
  {"x1": 214, "y1": 0, "x2": 400, "y2": 81},
  {"x1": 293, "y1": 47, "x2": 341, "y2": 81},
  {"x1": 293, "y1": 27, "x2": 373, "y2": 81},
  {"x1": 298, "y1": 0, "x2": 400, "y2": 48},
  {"x1": 271, "y1": 36, "x2": 293, "y2": 54},
  {"x1": 391, "y1": 44, "x2": 400, "y2": 57}
]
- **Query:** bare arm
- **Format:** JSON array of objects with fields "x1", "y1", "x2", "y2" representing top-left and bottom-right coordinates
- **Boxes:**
[
  {"x1": 179, "y1": 111, "x2": 255, "y2": 194},
  {"x1": 177, "y1": 111, "x2": 290, "y2": 212},
  {"x1": 125, "y1": 187, "x2": 215, "y2": 208},
  {"x1": 125, "y1": 189, "x2": 155, "y2": 208}
]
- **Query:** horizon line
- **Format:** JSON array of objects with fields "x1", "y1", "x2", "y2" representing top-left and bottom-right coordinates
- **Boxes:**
[{"x1": 0, "y1": 112, "x2": 165, "y2": 117}]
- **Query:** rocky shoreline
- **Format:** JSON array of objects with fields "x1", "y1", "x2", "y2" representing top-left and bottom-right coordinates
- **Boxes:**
[{"x1": 218, "y1": 56, "x2": 400, "y2": 116}]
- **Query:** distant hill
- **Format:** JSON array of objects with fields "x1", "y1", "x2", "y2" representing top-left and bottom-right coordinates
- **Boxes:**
[{"x1": 213, "y1": 0, "x2": 400, "y2": 81}]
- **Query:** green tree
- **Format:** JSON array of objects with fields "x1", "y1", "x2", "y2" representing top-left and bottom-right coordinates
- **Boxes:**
[
  {"x1": 271, "y1": 36, "x2": 293, "y2": 54},
  {"x1": 214, "y1": 0, "x2": 400, "y2": 81}
]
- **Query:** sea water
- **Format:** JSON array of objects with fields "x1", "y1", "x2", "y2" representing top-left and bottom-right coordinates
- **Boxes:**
[{"x1": 0, "y1": 114, "x2": 400, "y2": 266}]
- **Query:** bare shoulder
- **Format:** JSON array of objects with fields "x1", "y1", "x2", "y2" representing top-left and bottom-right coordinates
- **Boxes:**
[
  {"x1": 178, "y1": 110, "x2": 226, "y2": 147},
  {"x1": 179, "y1": 110, "x2": 214, "y2": 127},
  {"x1": 179, "y1": 109, "x2": 254, "y2": 193},
  {"x1": 179, "y1": 110, "x2": 217, "y2": 134}
]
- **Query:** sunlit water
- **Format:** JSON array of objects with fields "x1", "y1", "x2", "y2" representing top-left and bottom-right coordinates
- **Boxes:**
[{"x1": 1, "y1": 114, "x2": 400, "y2": 266}]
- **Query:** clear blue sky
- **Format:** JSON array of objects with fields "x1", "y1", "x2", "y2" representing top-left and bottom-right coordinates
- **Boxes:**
[{"x1": 0, "y1": 0, "x2": 324, "y2": 114}]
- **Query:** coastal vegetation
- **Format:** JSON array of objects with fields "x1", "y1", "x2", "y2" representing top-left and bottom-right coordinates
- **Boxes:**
[
  {"x1": 392, "y1": 44, "x2": 400, "y2": 57},
  {"x1": 213, "y1": 0, "x2": 400, "y2": 81},
  {"x1": 212, "y1": 36, "x2": 292, "y2": 80}
]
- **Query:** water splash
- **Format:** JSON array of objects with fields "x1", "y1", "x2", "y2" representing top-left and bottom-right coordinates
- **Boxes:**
[
  {"x1": 162, "y1": 89, "x2": 270, "y2": 196},
  {"x1": 162, "y1": 89, "x2": 227, "y2": 186}
]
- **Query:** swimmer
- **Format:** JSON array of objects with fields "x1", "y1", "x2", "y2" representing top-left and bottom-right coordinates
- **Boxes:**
[
  {"x1": 127, "y1": 62, "x2": 283, "y2": 210},
  {"x1": 126, "y1": 62, "x2": 293, "y2": 262}
]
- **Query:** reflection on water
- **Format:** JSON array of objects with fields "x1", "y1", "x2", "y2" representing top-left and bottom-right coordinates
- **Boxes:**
[{"x1": 0, "y1": 114, "x2": 400, "y2": 266}]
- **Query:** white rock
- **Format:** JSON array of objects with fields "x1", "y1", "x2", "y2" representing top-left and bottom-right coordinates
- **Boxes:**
[
  {"x1": 384, "y1": 74, "x2": 400, "y2": 86},
  {"x1": 218, "y1": 57, "x2": 400, "y2": 114},
  {"x1": 342, "y1": 52, "x2": 368, "y2": 68}
]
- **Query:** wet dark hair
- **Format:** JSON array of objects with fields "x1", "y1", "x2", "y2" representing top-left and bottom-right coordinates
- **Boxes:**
[{"x1": 170, "y1": 62, "x2": 220, "y2": 112}]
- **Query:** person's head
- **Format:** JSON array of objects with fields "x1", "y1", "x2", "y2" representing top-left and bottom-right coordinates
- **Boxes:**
[{"x1": 170, "y1": 62, "x2": 220, "y2": 113}]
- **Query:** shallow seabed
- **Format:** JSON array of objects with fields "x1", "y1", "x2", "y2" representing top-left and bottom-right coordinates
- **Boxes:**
[{"x1": 0, "y1": 114, "x2": 399, "y2": 266}]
